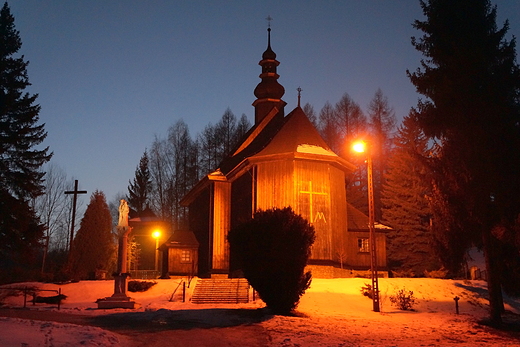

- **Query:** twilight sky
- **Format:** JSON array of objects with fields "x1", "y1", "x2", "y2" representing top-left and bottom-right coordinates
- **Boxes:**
[{"x1": 9, "y1": 0, "x2": 520, "y2": 203}]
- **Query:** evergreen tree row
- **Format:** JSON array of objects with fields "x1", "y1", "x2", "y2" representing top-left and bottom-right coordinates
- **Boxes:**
[{"x1": 0, "y1": 3, "x2": 52, "y2": 283}]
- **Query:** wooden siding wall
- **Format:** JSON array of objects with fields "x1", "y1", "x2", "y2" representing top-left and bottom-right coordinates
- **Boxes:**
[
  {"x1": 345, "y1": 231, "x2": 387, "y2": 268},
  {"x1": 256, "y1": 160, "x2": 294, "y2": 210},
  {"x1": 256, "y1": 159, "x2": 348, "y2": 263},
  {"x1": 212, "y1": 181, "x2": 231, "y2": 272},
  {"x1": 167, "y1": 247, "x2": 198, "y2": 275},
  {"x1": 189, "y1": 188, "x2": 210, "y2": 275},
  {"x1": 230, "y1": 171, "x2": 253, "y2": 229},
  {"x1": 328, "y1": 166, "x2": 348, "y2": 262},
  {"x1": 294, "y1": 161, "x2": 347, "y2": 261}
]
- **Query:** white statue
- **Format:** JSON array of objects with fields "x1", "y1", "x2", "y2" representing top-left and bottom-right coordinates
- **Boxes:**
[{"x1": 118, "y1": 199, "x2": 129, "y2": 227}]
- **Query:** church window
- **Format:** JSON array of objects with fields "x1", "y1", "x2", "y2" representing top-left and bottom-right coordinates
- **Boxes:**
[
  {"x1": 358, "y1": 238, "x2": 369, "y2": 253},
  {"x1": 181, "y1": 250, "x2": 191, "y2": 263}
]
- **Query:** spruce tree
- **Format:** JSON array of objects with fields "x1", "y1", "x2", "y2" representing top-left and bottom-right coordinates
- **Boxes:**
[
  {"x1": 68, "y1": 191, "x2": 115, "y2": 280},
  {"x1": 0, "y1": 2, "x2": 52, "y2": 281},
  {"x1": 127, "y1": 151, "x2": 152, "y2": 216},
  {"x1": 381, "y1": 114, "x2": 439, "y2": 276},
  {"x1": 408, "y1": 0, "x2": 520, "y2": 324}
]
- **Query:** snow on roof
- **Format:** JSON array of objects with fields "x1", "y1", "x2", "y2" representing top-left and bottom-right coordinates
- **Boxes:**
[{"x1": 296, "y1": 144, "x2": 337, "y2": 156}]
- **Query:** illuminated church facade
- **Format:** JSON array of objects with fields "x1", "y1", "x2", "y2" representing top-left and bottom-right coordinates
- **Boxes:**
[{"x1": 180, "y1": 29, "x2": 387, "y2": 277}]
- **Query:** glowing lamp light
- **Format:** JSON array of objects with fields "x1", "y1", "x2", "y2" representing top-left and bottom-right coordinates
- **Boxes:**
[
  {"x1": 152, "y1": 229, "x2": 161, "y2": 272},
  {"x1": 352, "y1": 141, "x2": 366, "y2": 153}
]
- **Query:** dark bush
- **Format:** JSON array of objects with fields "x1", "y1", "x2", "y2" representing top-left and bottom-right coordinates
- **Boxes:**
[
  {"x1": 389, "y1": 288, "x2": 417, "y2": 311},
  {"x1": 127, "y1": 280, "x2": 157, "y2": 292},
  {"x1": 228, "y1": 207, "x2": 315, "y2": 315},
  {"x1": 360, "y1": 283, "x2": 373, "y2": 299}
]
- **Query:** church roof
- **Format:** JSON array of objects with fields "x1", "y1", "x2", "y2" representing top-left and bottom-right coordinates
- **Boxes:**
[
  {"x1": 159, "y1": 230, "x2": 199, "y2": 250},
  {"x1": 347, "y1": 203, "x2": 392, "y2": 232},
  {"x1": 252, "y1": 106, "x2": 335, "y2": 157},
  {"x1": 219, "y1": 106, "x2": 356, "y2": 178}
]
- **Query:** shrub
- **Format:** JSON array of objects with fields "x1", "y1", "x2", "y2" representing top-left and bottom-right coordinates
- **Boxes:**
[
  {"x1": 389, "y1": 288, "x2": 417, "y2": 311},
  {"x1": 228, "y1": 207, "x2": 316, "y2": 315},
  {"x1": 391, "y1": 269, "x2": 416, "y2": 278},
  {"x1": 128, "y1": 280, "x2": 157, "y2": 292},
  {"x1": 360, "y1": 283, "x2": 373, "y2": 299},
  {"x1": 424, "y1": 268, "x2": 448, "y2": 279}
]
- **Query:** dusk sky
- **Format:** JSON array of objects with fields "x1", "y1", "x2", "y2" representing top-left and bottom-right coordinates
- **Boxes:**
[{"x1": 9, "y1": 1, "x2": 520, "y2": 204}]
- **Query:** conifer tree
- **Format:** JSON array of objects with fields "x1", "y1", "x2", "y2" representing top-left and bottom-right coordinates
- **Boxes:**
[
  {"x1": 0, "y1": 2, "x2": 52, "y2": 281},
  {"x1": 381, "y1": 113, "x2": 439, "y2": 275},
  {"x1": 409, "y1": 0, "x2": 520, "y2": 324},
  {"x1": 68, "y1": 191, "x2": 115, "y2": 279},
  {"x1": 127, "y1": 151, "x2": 152, "y2": 216}
]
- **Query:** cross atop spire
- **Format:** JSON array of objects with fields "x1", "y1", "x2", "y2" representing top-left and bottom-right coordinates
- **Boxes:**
[
  {"x1": 266, "y1": 16, "x2": 273, "y2": 47},
  {"x1": 297, "y1": 87, "x2": 302, "y2": 107},
  {"x1": 266, "y1": 15, "x2": 273, "y2": 29}
]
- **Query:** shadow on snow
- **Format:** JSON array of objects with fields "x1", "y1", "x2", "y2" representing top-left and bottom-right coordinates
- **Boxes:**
[{"x1": 89, "y1": 307, "x2": 272, "y2": 332}]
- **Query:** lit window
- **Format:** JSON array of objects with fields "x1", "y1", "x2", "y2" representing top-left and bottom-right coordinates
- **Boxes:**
[
  {"x1": 358, "y1": 238, "x2": 369, "y2": 253},
  {"x1": 181, "y1": 250, "x2": 191, "y2": 263}
]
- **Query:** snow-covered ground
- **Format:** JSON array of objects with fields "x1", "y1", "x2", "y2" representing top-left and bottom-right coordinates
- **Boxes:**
[{"x1": 0, "y1": 277, "x2": 519, "y2": 346}]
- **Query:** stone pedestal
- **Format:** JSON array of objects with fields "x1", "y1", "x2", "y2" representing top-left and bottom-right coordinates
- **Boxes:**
[
  {"x1": 97, "y1": 223, "x2": 136, "y2": 309},
  {"x1": 97, "y1": 273, "x2": 135, "y2": 309}
]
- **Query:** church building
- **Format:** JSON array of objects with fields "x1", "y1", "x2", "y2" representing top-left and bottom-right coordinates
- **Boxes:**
[{"x1": 180, "y1": 28, "x2": 387, "y2": 277}]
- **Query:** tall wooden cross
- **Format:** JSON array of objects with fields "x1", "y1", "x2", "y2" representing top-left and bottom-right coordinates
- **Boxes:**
[
  {"x1": 65, "y1": 180, "x2": 87, "y2": 255},
  {"x1": 299, "y1": 181, "x2": 328, "y2": 223}
]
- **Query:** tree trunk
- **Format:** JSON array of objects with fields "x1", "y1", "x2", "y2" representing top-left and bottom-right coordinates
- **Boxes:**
[{"x1": 482, "y1": 227, "x2": 503, "y2": 325}]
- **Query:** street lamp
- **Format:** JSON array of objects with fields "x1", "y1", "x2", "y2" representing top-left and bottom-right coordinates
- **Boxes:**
[
  {"x1": 152, "y1": 230, "x2": 161, "y2": 272},
  {"x1": 352, "y1": 140, "x2": 380, "y2": 312}
]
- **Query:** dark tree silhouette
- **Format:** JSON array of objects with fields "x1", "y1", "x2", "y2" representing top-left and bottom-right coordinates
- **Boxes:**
[
  {"x1": 0, "y1": 3, "x2": 52, "y2": 282},
  {"x1": 381, "y1": 113, "x2": 439, "y2": 275},
  {"x1": 127, "y1": 151, "x2": 152, "y2": 216},
  {"x1": 228, "y1": 207, "x2": 315, "y2": 315},
  {"x1": 68, "y1": 191, "x2": 115, "y2": 280},
  {"x1": 408, "y1": 0, "x2": 520, "y2": 324}
]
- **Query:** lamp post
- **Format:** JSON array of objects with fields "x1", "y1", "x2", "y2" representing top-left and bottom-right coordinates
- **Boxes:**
[
  {"x1": 152, "y1": 230, "x2": 161, "y2": 272},
  {"x1": 353, "y1": 140, "x2": 380, "y2": 312}
]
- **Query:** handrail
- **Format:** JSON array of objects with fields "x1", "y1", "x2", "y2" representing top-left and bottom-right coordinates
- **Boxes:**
[{"x1": 169, "y1": 279, "x2": 185, "y2": 302}]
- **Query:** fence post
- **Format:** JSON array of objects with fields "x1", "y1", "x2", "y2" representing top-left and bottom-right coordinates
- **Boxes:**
[
  {"x1": 23, "y1": 286, "x2": 27, "y2": 308},
  {"x1": 58, "y1": 288, "x2": 61, "y2": 310},
  {"x1": 182, "y1": 281, "x2": 186, "y2": 303}
]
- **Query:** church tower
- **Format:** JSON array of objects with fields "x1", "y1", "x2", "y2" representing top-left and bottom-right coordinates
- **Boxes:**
[{"x1": 252, "y1": 27, "x2": 286, "y2": 124}]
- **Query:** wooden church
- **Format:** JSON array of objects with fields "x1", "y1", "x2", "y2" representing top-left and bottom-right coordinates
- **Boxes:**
[{"x1": 180, "y1": 28, "x2": 387, "y2": 277}]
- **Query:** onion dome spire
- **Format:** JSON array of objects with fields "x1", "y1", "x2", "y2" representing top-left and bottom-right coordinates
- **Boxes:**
[{"x1": 253, "y1": 22, "x2": 286, "y2": 124}]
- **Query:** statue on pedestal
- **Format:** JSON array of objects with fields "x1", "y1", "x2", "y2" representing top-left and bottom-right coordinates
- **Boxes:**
[
  {"x1": 97, "y1": 199, "x2": 135, "y2": 309},
  {"x1": 118, "y1": 199, "x2": 129, "y2": 227}
]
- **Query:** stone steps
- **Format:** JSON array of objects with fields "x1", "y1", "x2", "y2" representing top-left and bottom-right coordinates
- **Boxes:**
[{"x1": 191, "y1": 278, "x2": 250, "y2": 304}]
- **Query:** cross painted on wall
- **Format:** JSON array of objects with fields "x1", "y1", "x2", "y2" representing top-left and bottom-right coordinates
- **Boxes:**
[{"x1": 299, "y1": 181, "x2": 328, "y2": 223}]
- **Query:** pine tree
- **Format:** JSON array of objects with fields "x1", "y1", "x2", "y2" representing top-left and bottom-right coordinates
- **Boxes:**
[
  {"x1": 408, "y1": 0, "x2": 520, "y2": 324},
  {"x1": 0, "y1": 2, "x2": 52, "y2": 281},
  {"x1": 127, "y1": 151, "x2": 152, "y2": 216},
  {"x1": 381, "y1": 114, "x2": 439, "y2": 275},
  {"x1": 68, "y1": 191, "x2": 115, "y2": 279}
]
